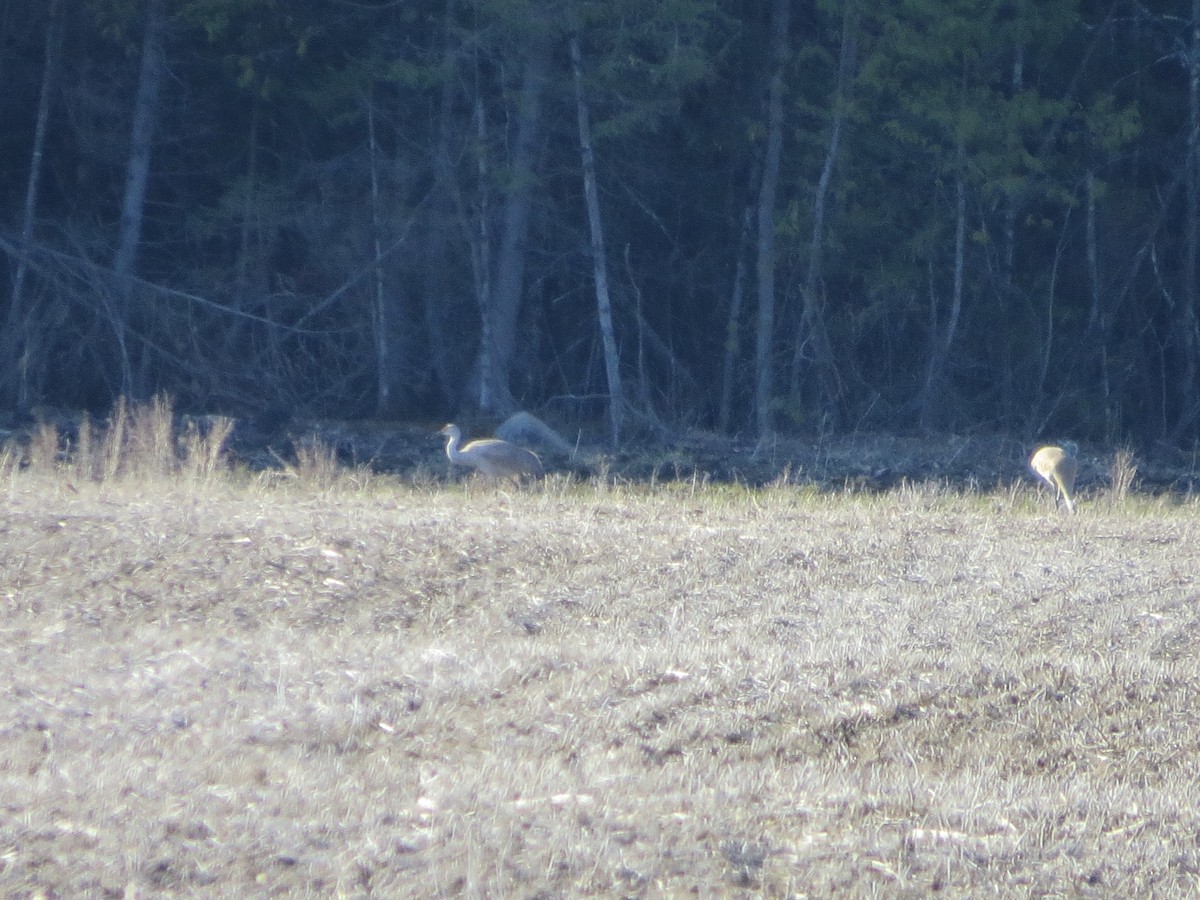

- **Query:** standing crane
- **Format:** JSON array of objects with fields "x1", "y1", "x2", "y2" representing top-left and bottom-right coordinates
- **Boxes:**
[
  {"x1": 439, "y1": 423, "x2": 544, "y2": 484},
  {"x1": 1030, "y1": 443, "x2": 1079, "y2": 513}
]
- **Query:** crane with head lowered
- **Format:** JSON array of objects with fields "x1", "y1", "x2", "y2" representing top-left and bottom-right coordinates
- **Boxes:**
[{"x1": 1030, "y1": 442, "x2": 1079, "y2": 513}]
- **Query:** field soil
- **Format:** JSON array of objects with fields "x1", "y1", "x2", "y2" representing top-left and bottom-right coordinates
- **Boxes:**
[{"x1": 2, "y1": 469, "x2": 1200, "y2": 896}]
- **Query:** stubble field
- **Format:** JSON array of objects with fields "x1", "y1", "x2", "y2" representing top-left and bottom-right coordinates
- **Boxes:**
[{"x1": 3, "y1": 443, "x2": 1200, "y2": 897}]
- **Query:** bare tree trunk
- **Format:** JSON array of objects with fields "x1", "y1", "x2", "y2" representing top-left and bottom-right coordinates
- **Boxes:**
[
  {"x1": 367, "y1": 86, "x2": 394, "y2": 416},
  {"x1": 222, "y1": 86, "x2": 262, "y2": 388},
  {"x1": 1083, "y1": 169, "x2": 1112, "y2": 426},
  {"x1": 1085, "y1": 170, "x2": 1100, "y2": 333},
  {"x1": 790, "y1": 2, "x2": 854, "y2": 430},
  {"x1": 235, "y1": 89, "x2": 260, "y2": 304},
  {"x1": 480, "y1": 46, "x2": 547, "y2": 415},
  {"x1": 3, "y1": 0, "x2": 63, "y2": 409},
  {"x1": 571, "y1": 35, "x2": 624, "y2": 446},
  {"x1": 112, "y1": 0, "x2": 167, "y2": 398},
  {"x1": 997, "y1": 43, "x2": 1025, "y2": 422},
  {"x1": 754, "y1": 0, "x2": 789, "y2": 438},
  {"x1": 469, "y1": 86, "x2": 498, "y2": 413},
  {"x1": 1174, "y1": 0, "x2": 1200, "y2": 440},
  {"x1": 624, "y1": 244, "x2": 652, "y2": 412},
  {"x1": 1032, "y1": 207, "x2": 1070, "y2": 427},
  {"x1": 423, "y1": 0, "x2": 463, "y2": 407},
  {"x1": 919, "y1": 163, "x2": 966, "y2": 430},
  {"x1": 441, "y1": 40, "x2": 504, "y2": 414},
  {"x1": 719, "y1": 203, "x2": 754, "y2": 432},
  {"x1": 423, "y1": 0, "x2": 510, "y2": 412}
]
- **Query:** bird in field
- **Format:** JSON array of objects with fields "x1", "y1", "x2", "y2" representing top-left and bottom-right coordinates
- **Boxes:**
[
  {"x1": 1029, "y1": 442, "x2": 1079, "y2": 513},
  {"x1": 438, "y1": 423, "x2": 544, "y2": 484}
]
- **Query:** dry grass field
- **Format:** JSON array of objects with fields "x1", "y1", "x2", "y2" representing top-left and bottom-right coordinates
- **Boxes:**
[{"x1": 2, "y1": 410, "x2": 1200, "y2": 896}]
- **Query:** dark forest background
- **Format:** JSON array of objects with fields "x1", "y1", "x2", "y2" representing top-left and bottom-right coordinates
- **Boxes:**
[{"x1": 1, "y1": 0, "x2": 1199, "y2": 448}]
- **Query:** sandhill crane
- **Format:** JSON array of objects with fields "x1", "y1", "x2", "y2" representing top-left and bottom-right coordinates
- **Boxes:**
[
  {"x1": 1030, "y1": 443, "x2": 1079, "y2": 513},
  {"x1": 439, "y1": 423, "x2": 544, "y2": 484}
]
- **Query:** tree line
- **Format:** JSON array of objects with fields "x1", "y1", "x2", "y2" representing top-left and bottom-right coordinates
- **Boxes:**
[{"x1": 0, "y1": 0, "x2": 1196, "y2": 447}]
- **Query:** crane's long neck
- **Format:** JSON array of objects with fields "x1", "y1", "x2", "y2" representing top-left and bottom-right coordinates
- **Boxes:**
[{"x1": 444, "y1": 430, "x2": 464, "y2": 464}]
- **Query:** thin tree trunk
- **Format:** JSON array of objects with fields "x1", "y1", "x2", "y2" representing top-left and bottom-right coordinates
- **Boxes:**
[
  {"x1": 367, "y1": 86, "x2": 393, "y2": 416},
  {"x1": 1085, "y1": 171, "x2": 1100, "y2": 331},
  {"x1": 423, "y1": 0, "x2": 463, "y2": 406},
  {"x1": 1174, "y1": 0, "x2": 1200, "y2": 440},
  {"x1": 227, "y1": 86, "x2": 262, "y2": 378},
  {"x1": 470, "y1": 86, "x2": 497, "y2": 412},
  {"x1": 4, "y1": 0, "x2": 63, "y2": 409},
  {"x1": 790, "y1": 2, "x2": 854, "y2": 430},
  {"x1": 1033, "y1": 206, "x2": 1070, "y2": 425},
  {"x1": 624, "y1": 244, "x2": 651, "y2": 412},
  {"x1": 719, "y1": 203, "x2": 754, "y2": 432},
  {"x1": 998, "y1": 43, "x2": 1024, "y2": 422},
  {"x1": 1083, "y1": 169, "x2": 1111, "y2": 423},
  {"x1": 112, "y1": 0, "x2": 167, "y2": 398},
  {"x1": 919, "y1": 164, "x2": 966, "y2": 429},
  {"x1": 482, "y1": 46, "x2": 547, "y2": 415},
  {"x1": 754, "y1": 0, "x2": 789, "y2": 438},
  {"x1": 571, "y1": 35, "x2": 624, "y2": 446},
  {"x1": 235, "y1": 88, "x2": 260, "y2": 304}
]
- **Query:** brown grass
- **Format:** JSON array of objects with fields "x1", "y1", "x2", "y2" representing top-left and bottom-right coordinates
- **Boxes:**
[{"x1": 2, "y1": 415, "x2": 1200, "y2": 896}]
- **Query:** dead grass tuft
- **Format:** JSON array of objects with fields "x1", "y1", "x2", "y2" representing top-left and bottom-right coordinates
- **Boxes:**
[
  {"x1": 102, "y1": 394, "x2": 130, "y2": 480},
  {"x1": 127, "y1": 392, "x2": 178, "y2": 478},
  {"x1": 14, "y1": 395, "x2": 236, "y2": 488},
  {"x1": 2, "y1": 455, "x2": 1200, "y2": 895},
  {"x1": 1109, "y1": 447, "x2": 1139, "y2": 505},
  {"x1": 181, "y1": 414, "x2": 236, "y2": 483},
  {"x1": 280, "y1": 433, "x2": 374, "y2": 494},
  {"x1": 27, "y1": 420, "x2": 63, "y2": 472}
]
